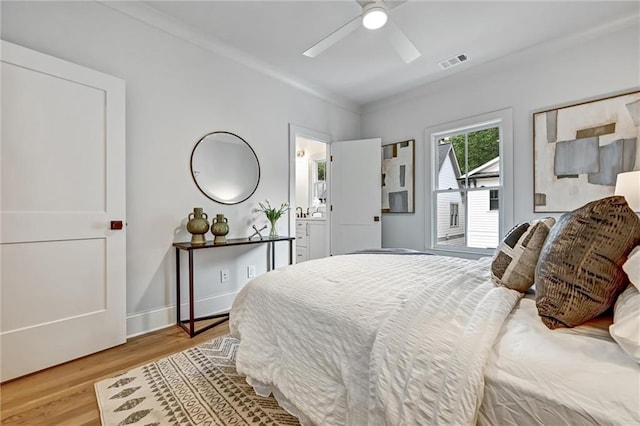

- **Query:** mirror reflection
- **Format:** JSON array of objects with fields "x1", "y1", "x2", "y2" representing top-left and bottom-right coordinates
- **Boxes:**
[
  {"x1": 295, "y1": 138, "x2": 328, "y2": 218},
  {"x1": 190, "y1": 131, "x2": 260, "y2": 204}
]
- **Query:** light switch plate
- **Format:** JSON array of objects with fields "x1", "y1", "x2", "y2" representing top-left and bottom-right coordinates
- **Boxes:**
[{"x1": 247, "y1": 265, "x2": 256, "y2": 278}]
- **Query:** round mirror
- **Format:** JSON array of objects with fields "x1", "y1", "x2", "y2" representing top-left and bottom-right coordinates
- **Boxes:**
[{"x1": 190, "y1": 131, "x2": 260, "y2": 204}]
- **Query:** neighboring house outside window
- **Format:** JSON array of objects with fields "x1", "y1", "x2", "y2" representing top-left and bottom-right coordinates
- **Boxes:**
[
  {"x1": 435, "y1": 143, "x2": 466, "y2": 244},
  {"x1": 429, "y1": 109, "x2": 511, "y2": 254}
]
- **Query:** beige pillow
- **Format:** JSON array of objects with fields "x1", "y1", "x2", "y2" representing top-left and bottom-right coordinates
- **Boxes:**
[
  {"x1": 491, "y1": 218, "x2": 556, "y2": 292},
  {"x1": 535, "y1": 196, "x2": 640, "y2": 329}
]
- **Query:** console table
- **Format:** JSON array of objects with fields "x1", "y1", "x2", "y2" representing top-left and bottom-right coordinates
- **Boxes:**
[{"x1": 173, "y1": 236, "x2": 295, "y2": 337}]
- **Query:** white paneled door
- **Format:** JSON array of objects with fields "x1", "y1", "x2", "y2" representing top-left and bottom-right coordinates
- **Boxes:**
[
  {"x1": 0, "y1": 41, "x2": 126, "y2": 381},
  {"x1": 330, "y1": 138, "x2": 382, "y2": 255}
]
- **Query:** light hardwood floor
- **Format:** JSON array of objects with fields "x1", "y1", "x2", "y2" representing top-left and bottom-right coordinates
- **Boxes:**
[{"x1": 1, "y1": 322, "x2": 230, "y2": 425}]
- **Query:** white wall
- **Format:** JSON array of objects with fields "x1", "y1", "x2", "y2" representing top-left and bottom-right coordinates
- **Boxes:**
[
  {"x1": 363, "y1": 22, "x2": 639, "y2": 252},
  {"x1": 1, "y1": 1, "x2": 361, "y2": 336}
]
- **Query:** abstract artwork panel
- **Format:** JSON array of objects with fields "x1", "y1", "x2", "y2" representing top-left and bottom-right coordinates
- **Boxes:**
[
  {"x1": 587, "y1": 139, "x2": 624, "y2": 186},
  {"x1": 533, "y1": 91, "x2": 640, "y2": 212},
  {"x1": 627, "y1": 100, "x2": 640, "y2": 126},
  {"x1": 389, "y1": 191, "x2": 409, "y2": 212},
  {"x1": 382, "y1": 139, "x2": 414, "y2": 213},
  {"x1": 575, "y1": 123, "x2": 616, "y2": 139},
  {"x1": 622, "y1": 138, "x2": 637, "y2": 172},
  {"x1": 546, "y1": 110, "x2": 558, "y2": 143},
  {"x1": 382, "y1": 145, "x2": 394, "y2": 160},
  {"x1": 553, "y1": 137, "x2": 599, "y2": 175}
]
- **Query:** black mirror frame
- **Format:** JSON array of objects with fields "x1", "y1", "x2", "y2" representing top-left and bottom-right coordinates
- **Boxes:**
[{"x1": 189, "y1": 131, "x2": 261, "y2": 205}]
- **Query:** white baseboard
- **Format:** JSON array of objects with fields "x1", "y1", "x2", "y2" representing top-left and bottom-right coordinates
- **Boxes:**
[
  {"x1": 126, "y1": 306, "x2": 176, "y2": 338},
  {"x1": 126, "y1": 291, "x2": 239, "y2": 338}
]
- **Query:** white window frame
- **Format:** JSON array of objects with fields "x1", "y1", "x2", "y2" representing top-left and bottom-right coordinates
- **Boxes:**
[{"x1": 424, "y1": 108, "x2": 514, "y2": 256}]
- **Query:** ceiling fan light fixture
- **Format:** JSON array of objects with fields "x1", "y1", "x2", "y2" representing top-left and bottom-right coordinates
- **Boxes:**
[{"x1": 362, "y1": 3, "x2": 388, "y2": 30}]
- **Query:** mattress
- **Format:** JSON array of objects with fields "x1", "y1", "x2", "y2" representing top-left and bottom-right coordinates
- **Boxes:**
[{"x1": 480, "y1": 294, "x2": 640, "y2": 425}]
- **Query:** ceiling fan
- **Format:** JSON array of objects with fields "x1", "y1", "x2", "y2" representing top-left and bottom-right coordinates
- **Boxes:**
[{"x1": 302, "y1": 0, "x2": 421, "y2": 64}]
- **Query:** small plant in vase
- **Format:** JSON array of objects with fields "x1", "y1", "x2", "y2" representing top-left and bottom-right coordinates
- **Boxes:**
[{"x1": 257, "y1": 200, "x2": 289, "y2": 238}]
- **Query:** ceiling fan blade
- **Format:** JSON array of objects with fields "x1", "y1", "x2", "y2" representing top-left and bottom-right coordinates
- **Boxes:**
[
  {"x1": 387, "y1": 20, "x2": 421, "y2": 63},
  {"x1": 303, "y1": 15, "x2": 361, "y2": 58}
]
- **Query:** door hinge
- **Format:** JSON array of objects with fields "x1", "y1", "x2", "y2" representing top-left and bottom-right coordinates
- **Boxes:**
[
  {"x1": 330, "y1": 155, "x2": 333, "y2": 161},
  {"x1": 330, "y1": 205, "x2": 333, "y2": 211}
]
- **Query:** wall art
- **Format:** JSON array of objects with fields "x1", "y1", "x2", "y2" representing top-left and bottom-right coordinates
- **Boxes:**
[
  {"x1": 382, "y1": 139, "x2": 415, "y2": 213},
  {"x1": 533, "y1": 91, "x2": 640, "y2": 212}
]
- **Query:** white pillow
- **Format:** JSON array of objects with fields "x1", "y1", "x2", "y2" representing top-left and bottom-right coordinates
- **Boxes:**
[
  {"x1": 610, "y1": 284, "x2": 640, "y2": 364},
  {"x1": 623, "y1": 246, "x2": 640, "y2": 289}
]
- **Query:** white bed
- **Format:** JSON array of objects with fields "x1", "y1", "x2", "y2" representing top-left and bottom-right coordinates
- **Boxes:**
[
  {"x1": 480, "y1": 294, "x2": 639, "y2": 426},
  {"x1": 229, "y1": 253, "x2": 640, "y2": 425}
]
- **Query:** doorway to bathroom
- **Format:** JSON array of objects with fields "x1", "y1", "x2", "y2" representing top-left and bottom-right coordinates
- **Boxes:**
[
  {"x1": 296, "y1": 137, "x2": 327, "y2": 219},
  {"x1": 289, "y1": 125, "x2": 331, "y2": 263},
  {"x1": 288, "y1": 124, "x2": 382, "y2": 260}
]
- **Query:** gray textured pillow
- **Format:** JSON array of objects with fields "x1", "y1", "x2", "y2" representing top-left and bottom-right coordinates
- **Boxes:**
[
  {"x1": 536, "y1": 196, "x2": 640, "y2": 329},
  {"x1": 491, "y1": 218, "x2": 556, "y2": 292}
]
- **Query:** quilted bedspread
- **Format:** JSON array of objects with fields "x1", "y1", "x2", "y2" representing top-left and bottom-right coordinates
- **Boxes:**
[{"x1": 229, "y1": 254, "x2": 521, "y2": 425}]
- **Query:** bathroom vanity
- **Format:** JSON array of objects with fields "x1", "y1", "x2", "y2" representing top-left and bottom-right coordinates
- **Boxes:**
[{"x1": 295, "y1": 218, "x2": 328, "y2": 263}]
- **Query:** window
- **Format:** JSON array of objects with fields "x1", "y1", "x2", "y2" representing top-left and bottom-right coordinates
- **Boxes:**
[
  {"x1": 317, "y1": 160, "x2": 325, "y2": 181},
  {"x1": 429, "y1": 109, "x2": 511, "y2": 253},
  {"x1": 450, "y1": 203, "x2": 459, "y2": 227},
  {"x1": 312, "y1": 159, "x2": 327, "y2": 204},
  {"x1": 489, "y1": 189, "x2": 499, "y2": 210}
]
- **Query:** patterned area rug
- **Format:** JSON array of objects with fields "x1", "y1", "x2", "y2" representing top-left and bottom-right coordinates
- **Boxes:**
[{"x1": 94, "y1": 335, "x2": 300, "y2": 425}]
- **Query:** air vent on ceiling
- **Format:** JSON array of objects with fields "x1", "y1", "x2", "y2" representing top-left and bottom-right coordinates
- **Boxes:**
[{"x1": 438, "y1": 53, "x2": 468, "y2": 70}]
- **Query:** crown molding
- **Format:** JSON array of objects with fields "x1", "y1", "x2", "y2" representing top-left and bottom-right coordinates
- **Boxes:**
[{"x1": 98, "y1": 1, "x2": 362, "y2": 114}]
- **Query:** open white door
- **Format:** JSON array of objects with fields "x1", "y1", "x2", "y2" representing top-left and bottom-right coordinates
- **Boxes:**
[
  {"x1": 1, "y1": 41, "x2": 126, "y2": 381},
  {"x1": 330, "y1": 138, "x2": 382, "y2": 255}
]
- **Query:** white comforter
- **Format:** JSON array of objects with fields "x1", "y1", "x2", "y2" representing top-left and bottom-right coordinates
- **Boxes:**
[{"x1": 230, "y1": 254, "x2": 522, "y2": 425}]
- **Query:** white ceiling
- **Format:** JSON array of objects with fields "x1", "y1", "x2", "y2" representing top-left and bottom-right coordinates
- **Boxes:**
[{"x1": 137, "y1": 1, "x2": 638, "y2": 107}]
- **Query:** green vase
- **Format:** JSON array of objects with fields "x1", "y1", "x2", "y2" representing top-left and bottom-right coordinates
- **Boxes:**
[
  {"x1": 211, "y1": 214, "x2": 230, "y2": 244},
  {"x1": 186, "y1": 208, "x2": 209, "y2": 245}
]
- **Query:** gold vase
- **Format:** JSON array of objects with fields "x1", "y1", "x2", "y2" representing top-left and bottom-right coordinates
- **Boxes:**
[
  {"x1": 186, "y1": 207, "x2": 209, "y2": 245},
  {"x1": 211, "y1": 213, "x2": 230, "y2": 244}
]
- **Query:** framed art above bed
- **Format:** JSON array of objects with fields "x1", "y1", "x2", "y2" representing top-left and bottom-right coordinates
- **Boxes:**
[{"x1": 533, "y1": 90, "x2": 640, "y2": 212}]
